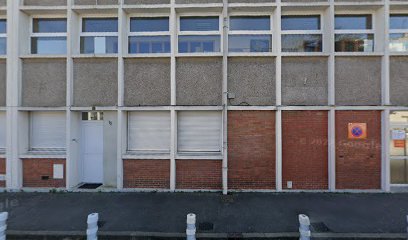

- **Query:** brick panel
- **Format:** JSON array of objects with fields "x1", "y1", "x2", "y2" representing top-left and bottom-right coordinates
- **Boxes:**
[
  {"x1": 176, "y1": 160, "x2": 222, "y2": 190},
  {"x1": 22, "y1": 159, "x2": 66, "y2": 188},
  {"x1": 0, "y1": 158, "x2": 5, "y2": 187},
  {"x1": 282, "y1": 111, "x2": 328, "y2": 190},
  {"x1": 335, "y1": 111, "x2": 382, "y2": 190},
  {"x1": 228, "y1": 111, "x2": 276, "y2": 190},
  {"x1": 123, "y1": 159, "x2": 170, "y2": 189}
]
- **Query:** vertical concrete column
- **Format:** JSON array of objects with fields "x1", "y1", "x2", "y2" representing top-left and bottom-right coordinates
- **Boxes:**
[
  {"x1": 221, "y1": 0, "x2": 228, "y2": 195},
  {"x1": 274, "y1": 0, "x2": 282, "y2": 191},
  {"x1": 382, "y1": 109, "x2": 390, "y2": 191},
  {"x1": 169, "y1": 0, "x2": 176, "y2": 191}
]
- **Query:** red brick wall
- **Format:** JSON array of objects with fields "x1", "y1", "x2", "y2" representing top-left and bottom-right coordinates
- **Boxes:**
[
  {"x1": 176, "y1": 160, "x2": 222, "y2": 190},
  {"x1": 282, "y1": 111, "x2": 328, "y2": 190},
  {"x1": 335, "y1": 111, "x2": 382, "y2": 190},
  {"x1": 22, "y1": 159, "x2": 66, "y2": 188},
  {"x1": 228, "y1": 111, "x2": 276, "y2": 190},
  {"x1": 0, "y1": 158, "x2": 5, "y2": 187},
  {"x1": 123, "y1": 159, "x2": 170, "y2": 189}
]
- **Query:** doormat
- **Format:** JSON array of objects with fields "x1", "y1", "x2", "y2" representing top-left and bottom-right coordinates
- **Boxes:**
[{"x1": 79, "y1": 183, "x2": 103, "y2": 189}]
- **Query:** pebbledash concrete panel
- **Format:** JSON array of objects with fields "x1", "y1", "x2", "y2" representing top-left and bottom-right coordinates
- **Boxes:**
[
  {"x1": 0, "y1": 60, "x2": 5, "y2": 107},
  {"x1": 23, "y1": 0, "x2": 67, "y2": 5},
  {"x1": 124, "y1": 58, "x2": 170, "y2": 106},
  {"x1": 73, "y1": 58, "x2": 118, "y2": 107},
  {"x1": 335, "y1": 57, "x2": 381, "y2": 106},
  {"x1": 21, "y1": 59, "x2": 66, "y2": 107},
  {"x1": 74, "y1": 0, "x2": 118, "y2": 5},
  {"x1": 0, "y1": 0, "x2": 5, "y2": 6},
  {"x1": 176, "y1": 57, "x2": 222, "y2": 106},
  {"x1": 282, "y1": 57, "x2": 328, "y2": 106},
  {"x1": 228, "y1": 57, "x2": 276, "y2": 106},
  {"x1": 390, "y1": 57, "x2": 408, "y2": 106},
  {"x1": 124, "y1": 0, "x2": 169, "y2": 4}
]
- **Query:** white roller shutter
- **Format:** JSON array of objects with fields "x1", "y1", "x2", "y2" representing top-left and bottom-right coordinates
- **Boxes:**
[
  {"x1": 128, "y1": 111, "x2": 171, "y2": 152},
  {"x1": 178, "y1": 111, "x2": 222, "y2": 152},
  {"x1": 0, "y1": 112, "x2": 5, "y2": 151},
  {"x1": 30, "y1": 112, "x2": 66, "y2": 151}
]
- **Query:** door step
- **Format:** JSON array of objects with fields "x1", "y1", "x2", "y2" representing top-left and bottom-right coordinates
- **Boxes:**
[{"x1": 78, "y1": 183, "x2": 103, "y2": 189}]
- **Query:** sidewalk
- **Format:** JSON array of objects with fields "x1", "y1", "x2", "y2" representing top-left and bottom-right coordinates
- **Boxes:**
[{"x1": 0, "y1": 192, "x2": 407, "y2": 239}]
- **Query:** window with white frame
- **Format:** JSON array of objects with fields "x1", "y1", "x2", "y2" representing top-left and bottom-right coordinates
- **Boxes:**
[
  {"x1": 30, "y1": 112, "x2": 66, "y2": 153},
  {"x1": 177, "y1": 111, "x2": 222, "y2": 153},
  {"x1": 389, "y1": 14, "x2": 408, "y2": 52},
  {"x1": 335, "y1": 14, "x2": 374, "y2": 52},
  {"x1": 178, "y1": 16, "x2": 221, "y2": 53},
  {"x1": 0, "y1": 19, "x2": 6, "y2": 55},
  {"x1": 31, "y1": 18, "x2": 67, "y2": 55},
  {"x1": 281, "y1": 15, "x2": 322, "y2": 52},
  {"x1": 128, "y1": 111, "x2": 171, "y2": 153},
  {"x1": 128, "y1": 17, "x2": 170, "y2": 54},
  {"x1": 0, "y1": 112, "x2": 5, "y2": 153},
  {"x1": 80, "y1": 17, "x2": 118, "y2": 54},
  {"x1": 228, "y1": 16, "x2": 272, "y2": 53}
]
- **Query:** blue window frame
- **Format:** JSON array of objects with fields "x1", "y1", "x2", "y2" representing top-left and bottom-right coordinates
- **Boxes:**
[
  {"x1": 81, "y1": 18, "x2": 118, "y2": 54},
  {"x1": 31, "y1": 18, "x2": 67, "y2": 55}
]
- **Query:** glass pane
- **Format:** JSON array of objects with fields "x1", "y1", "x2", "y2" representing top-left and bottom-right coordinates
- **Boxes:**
[
  {"x1": 82, "y1": 18, "x2": 118, "y2": 32},
  {"x1": 335, "y1": 15, "x2": 372, "y2": 30},
  {"x1": 390, "y1": 15, "x2": 408, "y2": 30},
  {"x1": 178, "y1": 35, "x2": 220, "y2": 53},
  {"x1": 281, "y1": 15, "x2": 320, "y2": 30},
  {"x1": 129, "y1": 36, "x2": 170, "y2": 54},
  {"x1": 230, "y1": 16, "x2": 270, "y2": 31},
  {"x1": 180, "y1": 17, "x2": 219, "y2": 31},
  {"x1": 0, "y1": 38, "x2": 6, "y2": 55},
  {"x1": 335, "y1": 34, "x2": 374, "y2": 52},
  {"x1": 80, "y1": 36, "x2": 118, "y2": 54},
  {"x1": 390, "y1": 129, "x2": 408, "y2": 157},
  {"x1": 281, "y1": 34, "x2": 322, "y2": 52},
  {"x1": 390, "y1": 33, "x2": 408, "y2": 52},
  {"x1": 31, "y1": 37, "x2": 67, "y2": 54},
  {"x1": 229, "y1": 34, "x2": 272, "y2": 52},
  {"x1": 0, "y1": 20, "x2": 6, "y2": 34},
  {"x1": 391, "y1": 159, "x2": 408, "y2": 184},
  {"x1": 130, "y1": 17, "x2": 169, "y2": 32},
  {"x1": 33, "y1": 18, "x2": 67, "y2": 33}
]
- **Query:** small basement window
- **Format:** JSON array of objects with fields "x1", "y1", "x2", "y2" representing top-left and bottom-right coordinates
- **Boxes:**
[
  {"x1": 29, "y1": 112, "x2": 66, "y2": 153},
  {"x1": 80, "y1": 17, "x2": 118, "y2": 54},
  {"x1": 31, "y1": 18, "x2": 67, "y2": 55}
]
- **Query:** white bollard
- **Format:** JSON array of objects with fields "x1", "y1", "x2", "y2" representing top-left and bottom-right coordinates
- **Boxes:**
[
  {"x1": 0, "y1": 212, "x2": 8, "y2": 240},
  {"x1": 298, "y1": 214, "x2": 311, "y2": 240},
  {"x1": 406, "y1": 215, "x2": 408, "y2": 235},
  {"x1": 87, "y1": 213, "x2": 98, "y2": 240},
  {"x1": 186, "y1": 213, "x2": 196, "y2": 240}
]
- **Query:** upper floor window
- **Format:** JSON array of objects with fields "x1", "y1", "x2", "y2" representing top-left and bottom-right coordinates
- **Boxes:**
[
  {"x1": 128, "y1": 17, "x2": 170, "y2": 54},
  {"x1": 0, "y1": 19, "x2": 6, "y2": 55},
  {"x1": 80, "y1": 17, "x2": 118, "y2": 54},
  {"x1": 229, "y1": 16, "x2": 272, "y2": 53},
  {"x1": 335, "y1": 14, "x2": 374, "y2": 52},
  {"x1": 390, "y1": 14, "x2": 408, "y2": 52},
  {"x1": 178, "y1": 16, "x2": 221, "y2": 53},
  {"x1": 31, "y1": 18, "x2": 67, "y2": 55},
  {"x1": 281, "y1": 15, "x2": 322, "y2": 52}
]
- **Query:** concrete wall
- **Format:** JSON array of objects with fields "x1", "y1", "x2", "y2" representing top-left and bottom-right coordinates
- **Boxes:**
[
  {"x1": 390, "y1": 57, "x2": 408, "y2": 106},
  {"x1": 335, "y1": 57, "x2": 381, "y2": 106},
  {"x1": 73, "y1": 58, "x2": 118, "y2": 107},
  {"x1": 23, "y1": 0, "x2": 67, "y2": 5},
  {"x1": 0, "y1": 0, "x2": 5, "y2": 6},
  {"x1": 0, "y1": 60, "x2": 5, "y2": 107},
  {"x1": 228, "y1": 57, "x2": 275, "y2": 106},
  {"x1": 103, "y1": 111, "x2": 117, "y2": 187},
  {"x1": 176, "y1": 57, "x2": 222, "y2": 106},
  {"x1": 282, "y1": 57, "x2": 328, "y2": 106},
  {"x1": 124, "y1": 58, "x2": 170, "y2": 106},
  {"x1": 22, "y1": 59, "x2": 66, "y2": 107},
  {"x1": 74, "y1": 0, "x2": 118, "y2": 5}
]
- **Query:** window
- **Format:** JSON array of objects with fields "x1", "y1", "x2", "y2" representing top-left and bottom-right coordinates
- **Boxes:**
[
  {"x1": 128, "y1": 112, "x2": 170, "y2": 153},
  {"x1": 30, "y1": 112, "x2": 66, "y2": 153},
  {"x1": 335, "y1": 14, "x2": 374, "y2": 52},
  {"x1": 390, "y1": 15, "x2": 408, "y2": 52},
  {"x1": 177, "y1": 111, "x2": 222, "y2": 153},
  {"x1": 281, "y1": 15, "x2": 322, "y2": 52},
  {"x1": 229, "y1": 16, "x2": 272, "y2": 53},
  {"x1": 80, "y1": 18, "x2": 118, "y2": 54},
  {"x1": 129, "y1": 17, "x2": 170, "y2": 54},
  {"x1": 390, "y1": 112, "x2": 408, "y2": 184},
  {"x1": 0, "y1": 19, "x2": 6, "y2": 55},
  {"x1": 31, "y1": 18, "x2": 67, "y2": 55},
  {"x1": 0, "y1": 112, "x2": 5, "y2": 153},
  {"x1": 178, "y1": 16, "x2": 221, "y2": 53}
]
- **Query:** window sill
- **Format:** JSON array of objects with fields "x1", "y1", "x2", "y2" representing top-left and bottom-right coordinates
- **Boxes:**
[
  {"x1": 20, "y1": 152, "x2": 66, "y2": 159},
  {"x1": 228, "y1": 52, "x2": 277, "y2": 57},
  {"x1": 0, "y1": 154, "x2": 5, "y2": 159},
  {"x1": 123, "y1": 152, "x2": 170, "y2": 160},
  {"x1": 72, "y1": 54, "x2": 118, "y2": 59},
  {"x1": 176, "y1": 153, "x2": 223, "y2": 160},
  {"x1": 390, "y1": 52, "x2": 408, "y2": 56},
  {"x1": 334, "y1": 52, "x2": 384, "y2": 57},
  {"x1": 20, "y1": 54, "x2": 67, "y2": 59},
  {"x1": 281, "y1": 52, "x2": 330, "y2": 57},
  {"x1": 124, "y1": 53, "x2": 171, "y2": 58},
  {"x1": 176, "y1": 52, "x2": 223, "y2": 58}
]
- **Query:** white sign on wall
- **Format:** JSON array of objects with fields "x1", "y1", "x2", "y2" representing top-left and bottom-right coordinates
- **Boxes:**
[{"x1": 392, "y1": 130, "x2": 406, "y2": 140}]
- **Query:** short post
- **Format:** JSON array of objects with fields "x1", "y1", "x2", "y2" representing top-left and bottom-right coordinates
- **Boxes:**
[
  {"x1": 406, "y1": 215, "x2": 408, "y2": 235},
  {"x1": 186, "y1": 213, "x2": 196, "y2": 240},
  {"x1": 0, "y1": 212, "x2": 8, "y2": 240},
  {"x1": 87, "y1": 213, "x2": 98, "y2": 240},
  {"x1": 298, "y1": 214, "x2": 311, "y2": 240}
]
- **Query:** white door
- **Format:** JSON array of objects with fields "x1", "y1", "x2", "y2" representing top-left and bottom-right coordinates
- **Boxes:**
[{"x1": 81, "y1": 121, "x2": 104, "y2": 183}]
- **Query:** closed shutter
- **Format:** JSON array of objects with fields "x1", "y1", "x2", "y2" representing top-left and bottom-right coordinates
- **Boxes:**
[
  {"x1": 30, "y1": 112, "x2": 66, "y2": 151},
  {"x1": 128, "y1": 111, "x2": 171, "y2": 152},
  {"x1": 178, "y1": 111, "x2": 222, "y2": 152},
  {"x1": 0, "y1": 112, "x2": 5, "y2": 150}
]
